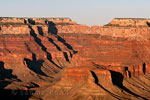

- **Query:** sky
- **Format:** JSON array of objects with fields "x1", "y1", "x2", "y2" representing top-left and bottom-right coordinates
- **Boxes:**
[{"x1": 0, "y1": 0, "x2": 150, "y2": 26}]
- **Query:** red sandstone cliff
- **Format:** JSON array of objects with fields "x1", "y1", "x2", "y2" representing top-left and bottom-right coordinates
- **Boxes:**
[{"x1": 0, "y1": 17, "x2": 150, "y2": 100}]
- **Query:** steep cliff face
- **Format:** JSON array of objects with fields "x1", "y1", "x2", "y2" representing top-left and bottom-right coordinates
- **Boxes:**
[{"x1": 0, "y1": 17, "x2": 150, "y2": 100}]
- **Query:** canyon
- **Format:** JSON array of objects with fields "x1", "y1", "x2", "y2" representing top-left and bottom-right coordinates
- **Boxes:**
[{"x1": 0, "y1": 17, "x2": 150, "y2": 100}]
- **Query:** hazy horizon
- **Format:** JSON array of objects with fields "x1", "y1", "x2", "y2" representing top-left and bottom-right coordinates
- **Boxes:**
[{"x1": 0, "y1": 0, "x2": 149, "y2": 26}]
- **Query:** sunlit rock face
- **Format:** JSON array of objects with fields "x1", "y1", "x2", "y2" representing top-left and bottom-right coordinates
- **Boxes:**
[{"x1": 0, "y1": 17, "x2": 150, "y2": 100}]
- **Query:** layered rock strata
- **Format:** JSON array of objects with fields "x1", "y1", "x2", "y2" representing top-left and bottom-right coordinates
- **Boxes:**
[{"x1": 0, "y1": 17, "x2": 150, "y2": 100}]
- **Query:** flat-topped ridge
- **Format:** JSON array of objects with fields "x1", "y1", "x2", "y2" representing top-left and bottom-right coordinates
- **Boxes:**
[
  {"x1": 105, "y1": 18, "x2": 150, "y2": 27},
  {"x1": 114, "y1": 18, "x2": 150, "y2": 20},
  {"x1": 0, "y1": 17, "x2": 76, "y2": 25}
]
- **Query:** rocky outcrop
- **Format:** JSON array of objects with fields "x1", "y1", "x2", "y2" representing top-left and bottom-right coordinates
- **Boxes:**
[{"x1": 0, "y1": 17, "x2": 150, "y2": 100}]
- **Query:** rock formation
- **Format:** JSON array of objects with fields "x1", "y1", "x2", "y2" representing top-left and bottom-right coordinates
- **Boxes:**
[{"x1": 0, "y1": 17, "x2": 150, "y2": 100}]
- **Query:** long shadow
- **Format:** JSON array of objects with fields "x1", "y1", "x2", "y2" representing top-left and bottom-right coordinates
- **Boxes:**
[
  {"x1": 47, "y1": 21, "x2": 58, "y2": 35},
  {"x1": 28, "y1": 25, "x2": 47, "y2": 52},
  {"x1": 47, "y1": 21, "x2": 78, "y2": 55},
  {"x1": 24, "y1": 42, "x2": 48, "y2": 76},
  {"x1": 0, "y1": 61, "x2": 34, "y2": 100},
  {"x1": 0, "y1": 61, "x2": 19, "y2": 81},
  {"x1": 24, "y1": 19, "x2": 27, "y2": 24},
  {"x1": 47, "y1": 37, "x2": 62, "y2": 51},
  {"x1": 28, "y1": 19, "x2": 35, "y2": 25},
  {"x1": 90, "y1": 70, "x2": 130, "y2": 100},
  {"x1": 110, "y1": 70, "x2": 148, "y2": 100},
  {"x1": 28, "y1": 24, "x2": 62, "y2": 69},
  {"x1": 146, "y1": 22, "x2": 150, "y2": 27},
  {"x1": 143, "y1": 63, "x2": 146, "y2": 75},
  {"x1": 29, "y1": 20, "x2": 77, "y2": 67},
  {"x1": 63, "y1": 52, "x2": 70, "y2": 63},
  {"x1": 37, "y1": 26, "x2": 44, "y2": 36},
  {"x1": 37, "y1": 26, "x2": 62, "y2": 51},
  {"x1": 125, "y1": 79, "x2": 150, "y2": 92},
  {"x1": 37, "y1": 24, "x2": 71, "y2": 62},
  {"x1": 24, "y1": 42, "x2": 54, "y2": 77},
  {"x1": 24, "y1": 58, "x2": 48, "y2": 77},
  {"x1": 131, "y1": 77, "x2": 150, "y2": 90},
  {"x1": 0, "y1": 61, "x2": 16, "y2": 89},
  {"x1": 69, "y1": 51, "x2": 73, "y2": 58},
  {"x1": 55, "y1": 35, "x2": 78, "y2": 54}
]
